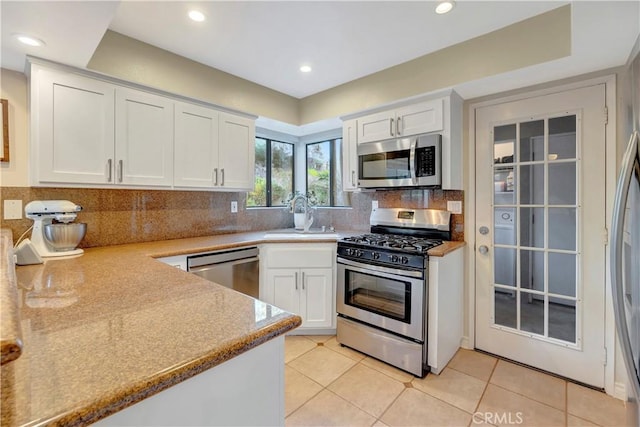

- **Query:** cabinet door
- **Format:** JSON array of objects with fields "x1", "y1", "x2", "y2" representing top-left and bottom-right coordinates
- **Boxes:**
[
  {"x1": 300, "y1": 268, "x2": 334, "y2": 328},
  {"x1": 115, "y1": 88, "x2": 174, "y2": 187},
  {"x1": 36, "y1": 69, "x2": 115, "y2": 184},
  {"x1": 174, "y1": 102, "x2": 219, "y2": 188},
  {"x1": 218, "y1": 112, "x2": 255, "y2": 190},
  {"x1": 342, "y1": 119, "x2": 359, "y2": 191},
  {"x1": 267, "y1": 269, "x2": 300, "y2": 315},
  {"x1": 396, "y1": 99, "x2": 443, "y2": 137},
  {"x1": 358, "y1": 110, "x2": 394, "y2": 144}
]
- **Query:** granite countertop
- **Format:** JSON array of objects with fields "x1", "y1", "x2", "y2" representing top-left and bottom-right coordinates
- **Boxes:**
[
  {"x1": 0, "y1": 231, "x2": 304, "y2": 427},
  {"x1": 0, "y1": 230, "x2": 23, "y2": 366},
  {"x1": 0, "y1": 229, "x2": 465, "y2": 426}
]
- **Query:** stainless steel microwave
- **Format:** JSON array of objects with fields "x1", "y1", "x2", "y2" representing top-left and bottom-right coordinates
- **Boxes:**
[{"x1": 357, "y1": 133, "x2": 441, "y2": 189}]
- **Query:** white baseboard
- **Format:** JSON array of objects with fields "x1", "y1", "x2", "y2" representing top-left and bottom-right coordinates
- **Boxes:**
[
  {"x1": 613, "y1": 381, "x2": 628, "y2": 401},
  {"x1": 460, "y1": 336, "x2": 472, "y2": 350}
]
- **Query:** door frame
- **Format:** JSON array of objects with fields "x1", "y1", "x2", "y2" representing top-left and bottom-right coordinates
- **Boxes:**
[{"x1": 465, "y1": 75, "x2": 620, "y2": 398}]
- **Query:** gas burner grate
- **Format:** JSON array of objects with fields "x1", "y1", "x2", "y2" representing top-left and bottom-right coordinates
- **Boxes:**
[{"x1": 341, "y1": 233, "x2": 442, "y2": 254}]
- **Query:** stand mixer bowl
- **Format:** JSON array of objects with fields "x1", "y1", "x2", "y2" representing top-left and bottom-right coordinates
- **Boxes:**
[{"x1": 43, "y1": 223, "x2": 87, "y2": 251}]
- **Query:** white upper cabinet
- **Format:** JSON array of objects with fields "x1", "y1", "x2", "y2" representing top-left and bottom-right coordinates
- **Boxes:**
[
  {"x1": 357, "y1": 98, "x2": 444, "y2": 144},
  {"x1": 115, "y1": 88, "x2": 174, "y2": 187},
  {"x1": 342, "y1": 118, "x2": 358, "y2": 191},
  {"x1": 29, "y1": 60, "x2": 256, "y2": 191},
  {"x1": 33, "y1": 68, "x2": 115, "y2": 185},
  {"x1": 218, "y1": 112, "x2": 255, "y2": 190},
  {"x1": 174, "y1": 106, "x2": 254, "y2": 191},
  {"x1": 174, "y1": 102, "x2": 220, "y2": 188}
]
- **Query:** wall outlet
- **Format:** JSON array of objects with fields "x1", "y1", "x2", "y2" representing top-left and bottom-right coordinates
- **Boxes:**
[
  {"x1": 3, "y1": 200, "x2": 22, "y2": 220},
  {"x1": 372, "y1": 201, "x2": 379, "y2": 210},
  {"x1": 447, "y1": 201, "x2": 462, "y2": 214},
  {"x1": 231, "y1": 201, "x2": 238, "y2": 213}
]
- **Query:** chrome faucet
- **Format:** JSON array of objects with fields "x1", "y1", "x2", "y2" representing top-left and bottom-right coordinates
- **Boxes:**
[{"x1": 289, "y1": 194, "x2": 314, "y2": 232}]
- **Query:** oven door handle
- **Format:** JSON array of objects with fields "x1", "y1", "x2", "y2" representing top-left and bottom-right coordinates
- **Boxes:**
[{"x1": 337, "y1": 257, "x2": 424, "y2": 279}]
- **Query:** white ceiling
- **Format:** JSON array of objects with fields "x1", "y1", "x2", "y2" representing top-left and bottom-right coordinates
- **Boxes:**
[{"x1": 1, "y1": 1, "x2": 639, "y2": 102}]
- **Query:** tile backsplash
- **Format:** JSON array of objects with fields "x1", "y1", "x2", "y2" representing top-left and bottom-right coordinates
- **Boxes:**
[{"x1": 0, "y1": 187, "x2": 464, "y2": 247}]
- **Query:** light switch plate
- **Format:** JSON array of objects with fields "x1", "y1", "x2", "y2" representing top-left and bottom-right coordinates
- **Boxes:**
[
  {"x1": 231, "y1": 201, "x2": 238, "y2": 213},
  {"x1": 3, "y1": 200, "x2": 22, "y2": 220},
  {"x1": 372, "y1": 201, "x2": 379, "y2": 210},
  {"x1": 447, "y1": 201, "x2": 462, "y2": 214}
]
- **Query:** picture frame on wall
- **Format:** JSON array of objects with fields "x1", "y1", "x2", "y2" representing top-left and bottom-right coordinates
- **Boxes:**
[{"x1": 0, "y1": 99, "x2": 9, "y2": 162}]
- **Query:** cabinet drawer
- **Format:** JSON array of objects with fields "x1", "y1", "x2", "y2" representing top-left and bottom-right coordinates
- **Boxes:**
[{"x1": 264, "y1": 245, "x2": 334, "y2": 268}]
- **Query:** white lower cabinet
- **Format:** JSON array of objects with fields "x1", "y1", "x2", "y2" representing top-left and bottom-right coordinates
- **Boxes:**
[{"x1": 260, "y1": 243, "x2": 336, "y2": 332}]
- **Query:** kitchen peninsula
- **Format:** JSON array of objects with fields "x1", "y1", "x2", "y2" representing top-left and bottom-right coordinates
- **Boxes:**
[{"x1": 0, "y1": 231, "x2": 305, "y2": 426}]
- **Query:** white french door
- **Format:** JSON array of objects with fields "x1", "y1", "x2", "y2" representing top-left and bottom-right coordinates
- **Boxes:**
[{"x1": 475, "y1": 84, "x2": 607, "y2": 387}]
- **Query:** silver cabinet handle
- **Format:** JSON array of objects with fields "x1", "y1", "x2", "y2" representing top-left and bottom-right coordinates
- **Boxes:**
[
  {"x1": 396, "y1": 117, "x2": 402, "y2": 135},
  {"x1": 221, "y1": 168, "x2": 225, "y2": 186},
  {"x1": 295, "y1": 272, "x2": 298, "y2": 290},
  {"x1": 301, "y1": 272, "x2": 305, "y2": 290},
  {"x1": 351, "y1": 170, "x2": 356, "y2": 187},
  {"x1": 478, "y1": 245, "x2": 489, "y2": 254},
  {"x1": 390, "y1": 118, "x2": 394, "y2": 136},
  {"x1": 107, "y1": 159, "x2": 112, "y2": 182},
  {"x1": 213, "y1": 168, "x2": 218, "y2": 186},
  {"x1": 118, "y1": 160, "x2": 123, "y2": 183}
]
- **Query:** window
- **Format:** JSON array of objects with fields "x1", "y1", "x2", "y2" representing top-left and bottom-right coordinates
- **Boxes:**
[
  {"x1": 247, "y1": 138, "x2": 294, "y2": 207},
  {"x1": 306, "y1": 138, "x2": 350, "y2": 207}
]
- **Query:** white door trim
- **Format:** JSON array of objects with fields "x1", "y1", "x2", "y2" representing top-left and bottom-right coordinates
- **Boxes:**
[{"x1": 465, "y1": 74, "x2": 618, "y2": 397}]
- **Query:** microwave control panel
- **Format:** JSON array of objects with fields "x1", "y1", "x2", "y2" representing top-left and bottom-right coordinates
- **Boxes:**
[{"x1": 416, "y1": 146, "x2": 436, "y2": 177}]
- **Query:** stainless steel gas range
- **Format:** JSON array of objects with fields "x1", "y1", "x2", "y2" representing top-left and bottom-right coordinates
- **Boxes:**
[{"x1": 336, "y1": 208, "x2": 451, "y2": 377}]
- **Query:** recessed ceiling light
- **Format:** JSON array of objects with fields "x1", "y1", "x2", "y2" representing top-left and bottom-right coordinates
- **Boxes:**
[
  {"x1": 435, "y1": 1, "x2": 455, "y2": 14},
  {"x1": 14, "y1": 34, "x2": 45, "y2": 47},
  {"x1": 300, "y1": 65, "x2": 312, "y2": 73},
  {"x1": 188, "y1": 10, "x2": 206, "y2": 22}
]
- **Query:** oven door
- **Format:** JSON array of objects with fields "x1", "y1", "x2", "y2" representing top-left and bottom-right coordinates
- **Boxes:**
[{"x1": 337, "y1": 257, "x2": 426, "y2": 342}]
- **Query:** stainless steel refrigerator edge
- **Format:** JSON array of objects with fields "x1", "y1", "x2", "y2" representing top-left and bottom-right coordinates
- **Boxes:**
[{"x1": 611, "y1": 35, "x2": 640, "y2": 426}]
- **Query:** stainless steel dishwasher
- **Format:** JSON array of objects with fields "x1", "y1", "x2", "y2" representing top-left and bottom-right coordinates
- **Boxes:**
[{"x1": 187, "y1": 247, "x2": 259, "y2": 298}]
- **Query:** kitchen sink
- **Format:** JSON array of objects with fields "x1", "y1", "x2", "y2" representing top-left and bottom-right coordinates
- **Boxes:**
[{"x1": 263, "y1": 229, "x2": 340, "y2": 240}]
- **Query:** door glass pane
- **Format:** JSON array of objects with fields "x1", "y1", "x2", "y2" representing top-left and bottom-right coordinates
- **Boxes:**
[
  {"x1": 549, "y1": 208, "x2": 576, "y2": 250},
  {"x1": 549, "y1": 298, "x2": 576, "y2": 343},
  {"x1": 520, "y1": 207, "x2": 544, "y2": 248},
  {"x1": 520, "y1": 120, "x2": 545, "y2": 162},
  {"x1": 494, "y1": 167, "x2": 516, "y2": 205},
  {"x1": 495, "y1": 248, "x2": 517, "y2": 287},
  {"x1": 495, "y1": 289, "x2": 517, "y2": 328},
  {"x1": 494, "y1": 208, "x2": 516, "y2": 245},
  {"x1": 520, "y1": 291, "x2": 544, "y2": 335},
  {"x1": 549, "y1": 116, "x2": 576, "y2": 160},
  {"x1": 549, "y1": 162, "x2": 576, "y2": 205},
  {"x1": 520, "y1": 164, "x2": 544, "y2": 205},
  {"x1": 549, "y1": 252, "x2": 576, "y2": 297},
  {"x1": 494, "y1": 124, "x2": 516, "y2": 164},
  {"x1": 520, "y1": 249, "x2": 544, "y2": 292}
]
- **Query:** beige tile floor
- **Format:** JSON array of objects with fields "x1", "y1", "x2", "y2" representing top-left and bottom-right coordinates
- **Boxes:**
[{"x1": 285, "y1": 335, "x2": 628, "y2": 427}]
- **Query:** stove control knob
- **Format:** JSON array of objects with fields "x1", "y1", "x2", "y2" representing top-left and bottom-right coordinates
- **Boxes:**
[
  {"x1": 389, "y1": 254, "x2": 399, "y2": 263},
  {"x1": 372, "y1": 252, "x2": 380, "y2": 260},
  {"x1": 401, "y1": 256, "x2": 409, "y2": 264},
  {"x1": 345, "y1": 248, "x2": 353, "y2": 256},
  {"x1": 355, "y1": 249, "x2": 364, "y2": 258}
]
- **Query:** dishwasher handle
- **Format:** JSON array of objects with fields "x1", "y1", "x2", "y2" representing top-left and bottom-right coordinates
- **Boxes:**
[
  {"x1": 188, "y1": 256, "x2": 258, "y2": 273},
  {"x1": 187, "y1": 247, "x2": 259, "y2": 270}
]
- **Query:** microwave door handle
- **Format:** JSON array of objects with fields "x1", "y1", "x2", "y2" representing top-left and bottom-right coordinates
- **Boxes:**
[{"x1": 409, "y1": 138, "x2": 418, "y2": 184}]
